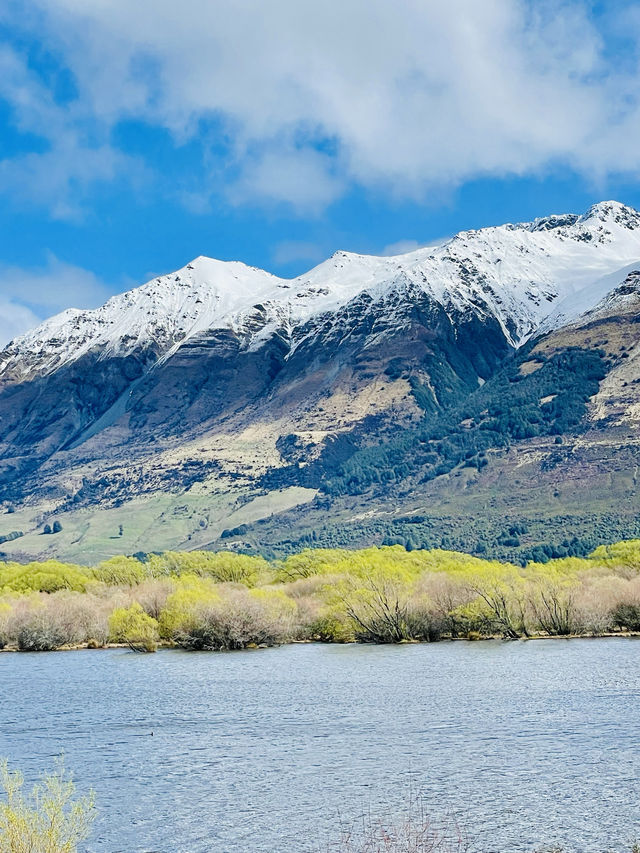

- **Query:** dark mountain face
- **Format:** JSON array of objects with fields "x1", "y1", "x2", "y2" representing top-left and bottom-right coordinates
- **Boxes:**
[
  {"x1": 2, "y1": 263, "x2": 639, "y2": 568},
  {"x1": 0, "y1": 347, "x2": 161, "y2": 487}
]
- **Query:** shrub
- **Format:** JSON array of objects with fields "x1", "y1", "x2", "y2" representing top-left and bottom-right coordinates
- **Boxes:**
[
  {"x1": 4, "y1": 593, "x2": 110, "y2": 651},
  {"x1": 47, "y1": 593, "x2": 109, "y2": 647},
  {"x1": 414, "y1": 573, "x2": 475, "y2": 638},
  {"x1": 3, "y1": 542, "x2": 640, "y2": 651},
  {"x1": 157, "y1": 575, "x2": 220, "y2": 639},
  {"x1": 0, "y1": 561, "x2": 91, "y2": 594},
  {"x1": 0, "y1": 759, "x2": 95, "y2": 852},
  {"x1": 333, "y1": 569, "x2": 415, "y2": 643},
  {"x1": 308, "y1": 611, "x2": 356, "y2": 643},
  {"x1": 146, "y1": 551, "x2": 271, "y2": 586},
  {"x1": 9, "y1": 600, "x2": 68, "y2": 652},
  {"x1": 0, "y1": 602, "x2": 10, "y2": 649},
  {"x1": 14, "y1": 617, "x2": 66, "y2": 651},
  {"x1": 330, "y1": 794, "x2": 466, "y2": 853},
  {"x1": 612, "y1": 602, "x2": 640, "y2": 630},
  {"x1": 109, "y1": 603, "x2": 159, "y2": 652},
  {"x1": 589, "y1": 540, "x2": 640, "y2": 576},
  {"x1": 133, "y1": 578, "x2": 175, "y2": 620},
  {"x1": 572, "y1": 576, "x2": 627, "y2": 634},
  {"x1": 525, "y1": 570, "x2": 579, "y2": 636},
  {"x1": 276, "y1": 548, "x2": 353, "y2": 581},
  {"x1": 93, "y1": 556, "x2": 147, "y2": 586},
  {"x1": 456, "y1": 565, "x2": 528, "y2": 639},
  {"x1": 173, "y1": 588, "x2": 296, "y2": 650},
  {"x1": 405, "y1": 600, "x2": 445, "y2": 642}
]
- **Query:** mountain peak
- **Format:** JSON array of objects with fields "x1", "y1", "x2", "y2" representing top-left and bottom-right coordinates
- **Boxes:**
[
  {"x1": 524, "y1": 201, "x2": 640, "y2": 235},
  {"x1": 579, "y1": 200, "x2": 640, "y2": 228}
]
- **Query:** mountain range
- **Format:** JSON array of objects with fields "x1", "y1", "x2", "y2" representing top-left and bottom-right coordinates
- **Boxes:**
[{"x1": 2, "y1": 200, "x2": 640, "y2": 563}]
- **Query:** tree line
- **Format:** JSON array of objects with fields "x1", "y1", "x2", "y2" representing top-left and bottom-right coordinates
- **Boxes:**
[{"x1": 1, "y1": 541, "x2": 640, "y2": 652}]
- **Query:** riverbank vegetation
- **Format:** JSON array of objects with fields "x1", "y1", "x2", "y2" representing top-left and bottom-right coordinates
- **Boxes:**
[{"x1": 0, "y1": 541, "x2": 640, "y2": 652}]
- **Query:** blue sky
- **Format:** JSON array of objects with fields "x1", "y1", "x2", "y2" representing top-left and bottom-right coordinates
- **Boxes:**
[{"x1": 2, "y1": 0, "x2": 640, "y2": 343}]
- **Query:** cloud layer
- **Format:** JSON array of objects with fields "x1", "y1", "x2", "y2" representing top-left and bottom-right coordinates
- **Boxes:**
[
  {"x1": 0, "y1": 254, "x2": 113, "y2": 345},
  {"x1": 1, "y1": 0, "x2": 640, "y2": 217}
]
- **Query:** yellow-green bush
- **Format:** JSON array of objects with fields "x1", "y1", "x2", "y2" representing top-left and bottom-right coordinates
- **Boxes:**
[
  {"x1": 157, "y1": 575, "x2": 220, "y2": 639},
  {"x1": 276, "y1": 548, "x2": 354, "y2": 581},
  {"x1": 93, "y1": 556, "x2": 147, "y2": 586},
  {"x1": 0, "y1": 759, "x2": 95, "y2": 853},
  {"x1": 145, "y1": 550, "x2": 271, "y2": 585},
  {"x1": 308, "y1": 610, "x2": 356, "y2": 643},
  {"x1": 589, "y1": 540, "x2": 640, "y2": 574},
  {"x1": 0, "y1": 561, "x2": 92, "y2": 594},
  {"x1": 109, "y1": 603, "x2": 159, "y2": 652},
  {"x1": 169, "y1": 586, "x2": 298, "y2": 650}
]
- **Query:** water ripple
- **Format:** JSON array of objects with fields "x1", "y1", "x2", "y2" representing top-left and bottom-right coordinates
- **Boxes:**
[{"x1": 0, "y1": 639, "x2": 638, "y2": 852}]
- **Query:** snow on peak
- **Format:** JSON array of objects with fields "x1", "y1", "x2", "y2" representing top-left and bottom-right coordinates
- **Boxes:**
[
  {"x1": 0, "y1": 257, "x2": 281, "y2": 380},
  {"x1": 580, "y1": 200, "x2": 640, "y2": 225},
  {"x1": 3, "y1": 200, "x2": 640, "y2": 380}
]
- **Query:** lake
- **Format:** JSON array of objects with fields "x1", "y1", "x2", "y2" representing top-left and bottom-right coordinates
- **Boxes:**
[{"x1": 0, "y1": 639, "x2": 638, "y2": 852}]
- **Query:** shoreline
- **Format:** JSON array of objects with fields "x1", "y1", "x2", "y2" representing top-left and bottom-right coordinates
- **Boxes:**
[{"x1": 1, "y1": 631, "x2": 639, "y2": 654}]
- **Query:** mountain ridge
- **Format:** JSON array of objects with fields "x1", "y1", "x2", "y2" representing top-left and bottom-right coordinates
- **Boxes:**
[
  {"x1": 4, "y1": 200, "x2": 640, "y2": 383},
  {"x1": 1, "y1": 200, "x2": 640, "y2": 564}
]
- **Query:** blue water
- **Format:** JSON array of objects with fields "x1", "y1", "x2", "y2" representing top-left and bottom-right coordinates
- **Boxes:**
[{"x1": 0, "y1": 638, "x2": 638, "y2": 852}]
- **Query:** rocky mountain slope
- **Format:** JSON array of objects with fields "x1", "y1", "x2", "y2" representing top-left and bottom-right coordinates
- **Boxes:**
[{"x1": 1, "y1": 201, "x2": 640, "y2": 563}]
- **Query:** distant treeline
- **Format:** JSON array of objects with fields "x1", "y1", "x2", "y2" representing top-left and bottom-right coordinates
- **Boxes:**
[{"x1": 1, "y1": 540, "x2": 640, "y2": 652}]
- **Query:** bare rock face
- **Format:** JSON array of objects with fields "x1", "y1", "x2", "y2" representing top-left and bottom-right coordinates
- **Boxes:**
[
  {"x1": 2, "y1": 201, "x2": 640, "y2": 562},
  {"x1": 0, "y1": 348, "x2": 159, "y2": 482}
]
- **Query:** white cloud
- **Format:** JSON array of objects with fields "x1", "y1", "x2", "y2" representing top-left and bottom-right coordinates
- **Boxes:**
[
  {"x1": 228, "y1": 147, "x2": 344, "y2": 212},
  {"x1": 2, "y1": 1, "x2": 640, "y2": 213},
  {"x1": 380, "y1": 240, "x2": 423, "y2": 257},
  {"x1": 0, "y1": 298, "x2": 41, "y2": 348},
  {"x1": 272, "y1": 240, "x2": 326, "y2": 267},
  {"x1": 0, "y1": 254, "x2": 113, "y2": 345},
  {"x1": 0, "y1": 142, "x2": 137, "y2": 221},
  {"x1": 380, "y1": 236, "x2": 452, "y2": 256},
  {"x1": 0, "y1": 40, "x2": 142, "y2": 219}
]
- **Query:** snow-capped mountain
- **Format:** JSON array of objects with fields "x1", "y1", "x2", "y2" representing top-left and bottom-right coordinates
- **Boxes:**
[
  {"x1": 2, "y1": 200, "x2": 640, "y2": 564},
  {"x1": 3, "y1": 200, "x2": 640, "y2": 383}
]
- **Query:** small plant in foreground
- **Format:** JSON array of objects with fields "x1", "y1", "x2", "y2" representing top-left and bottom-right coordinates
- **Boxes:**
[
  {"x1": 328, "y1": 796, "x2": 467, "y2": 853},
  {"x1": 0, "y1": 758, "x2": 95, "y2": 853}
]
